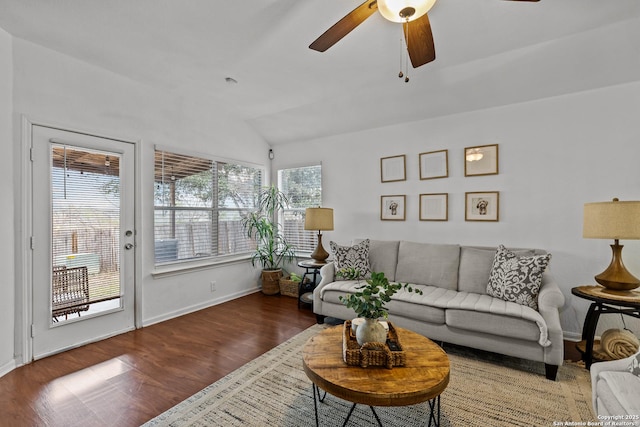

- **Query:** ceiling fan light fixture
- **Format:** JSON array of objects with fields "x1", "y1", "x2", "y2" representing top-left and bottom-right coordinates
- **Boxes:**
[{"x1": 377, "y1": 0, "x2": 437, "y2": 23}]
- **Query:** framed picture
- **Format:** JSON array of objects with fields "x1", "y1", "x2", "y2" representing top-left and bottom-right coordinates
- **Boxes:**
[
  {"x1": 419, "y1": 150, "x2": 448, "y2": 180},
  {"x1": 380, "y1": 155, "x2": 406, "y2": 183},
  {"x1": 420, "y1": 193, "x2": 448, "y2": 221},
  {"x1": 465, "y1": 191, "x2": 499, "y2": 221},
  {"x1": 464, "y1": 144, "x2": 499, "y2": 177},
  {"x1": 381, "y1": 195, "x2": 406, "y2": 221}
]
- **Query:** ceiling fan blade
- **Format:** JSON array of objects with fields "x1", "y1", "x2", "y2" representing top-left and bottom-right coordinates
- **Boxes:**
[
  {"x1": 404, "y1": 13, "x2": 436, "y2": 68},
  {"x1": 309, "y1": 0, "x2": 378, "y2": 52}
]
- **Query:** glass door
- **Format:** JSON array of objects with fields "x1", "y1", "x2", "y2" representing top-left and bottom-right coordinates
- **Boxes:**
[{"x1": 31, "y1": 125, "x2": 136, "y2": 359}]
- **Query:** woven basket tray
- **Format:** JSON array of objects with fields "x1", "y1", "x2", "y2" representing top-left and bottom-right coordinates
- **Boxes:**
[{"x1": 342, "y1": 320, "x2": 406, "y2": 369}]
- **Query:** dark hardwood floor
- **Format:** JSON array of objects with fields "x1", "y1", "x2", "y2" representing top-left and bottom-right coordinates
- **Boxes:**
[
  {"x1": 0, "y1": 292, "x2": 584, "y2": 427},
  {"x1": 0, "y1": 292, "x2": 316, "y2": 427}
]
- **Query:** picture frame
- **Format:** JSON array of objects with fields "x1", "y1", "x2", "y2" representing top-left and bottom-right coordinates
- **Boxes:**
[
  {"x1": 381, "y1": 195, "x2": 406, "y2": 221},
  {"x1": 464, "y1": 144, "x2": 499, "y2": 177},
  {"x1": 419, "y1": 193, "x2": 448, "y2": 221},
  {"x1": 419, "y1": 150, "x2": 448, "y2": 180},
  {"x1": 465, "y1": 191, "x2": 499, "y2": 222},
  {"x1": 380, "y1": 155, "x2": 406, "y2": 183}
]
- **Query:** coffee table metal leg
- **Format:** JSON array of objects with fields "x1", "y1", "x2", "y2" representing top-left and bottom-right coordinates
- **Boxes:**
[
  {"x1": 341, "y1": 403, "x2": 357, "y2": 427},
  {"x1": 427, "y1": 395, "x2": 441, "y2": 427},
  {"x1": 369, "y1": 406, "x2": 383, "y2": 426},
  {"x1": 312, "y1": 384, "x2": 328, "y2": 427}
]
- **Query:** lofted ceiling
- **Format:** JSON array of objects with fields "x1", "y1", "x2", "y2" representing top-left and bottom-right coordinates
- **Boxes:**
[{"x1": 0, "y1": 0, "x2": 639, "y2": 145}]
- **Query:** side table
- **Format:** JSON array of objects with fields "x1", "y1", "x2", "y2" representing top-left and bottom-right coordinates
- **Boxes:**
[
  {"x1": 297, "y1": 260, "x2": 327, "y2": 309},
  {"x1": 571, "y1": 285, "x2": 640, "y2": 369}
]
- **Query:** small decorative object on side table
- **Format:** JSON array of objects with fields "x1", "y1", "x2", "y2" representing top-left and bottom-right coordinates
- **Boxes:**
[
  {"x1": 297, "y1": 259, "x2": 327, "y2": 309},
  {"x1": 571, "y1": 285, "x2": 640, "y2": 369}
]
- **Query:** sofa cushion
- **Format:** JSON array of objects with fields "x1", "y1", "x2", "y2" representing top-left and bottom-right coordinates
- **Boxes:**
[
  {"x1": 487, "y1": 245, "x2": 551, "y2": 310},
  {"x1": 330, "y1": 239, "x2": 371, "y2": 279},
  {"x1": 446, "y1": 309, "x2": 541, "y2": 342},
  {"x1": 395, "y1": 241, "x2": 460, "y2": 290},
  {"x1": 458, "y1": 247, "x2": 536, "y2": 294}
]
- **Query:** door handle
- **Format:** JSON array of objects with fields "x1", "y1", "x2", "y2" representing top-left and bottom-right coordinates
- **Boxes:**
[{"x1": 124, "y1": 243, "x2": 134, "y2": 250}]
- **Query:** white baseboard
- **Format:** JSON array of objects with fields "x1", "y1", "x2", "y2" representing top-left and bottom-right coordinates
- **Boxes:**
[
  {"x1": 0, "y1": 358, "x2": 17, "y2": 379},
  {"x1": 563, "y1": 331, "x2": 583, "y2": 342},
  {"x1": 142, "y1": 288, "x2": 259, "y2": 327}
]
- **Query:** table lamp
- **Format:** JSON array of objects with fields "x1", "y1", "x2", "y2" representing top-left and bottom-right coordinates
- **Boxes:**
[
  {"x1": 304, "y1": 207, "x2": 334, "y2": 263},
  {"x1": 583, "y1": 198, "x2": 640, "y2": 291}
]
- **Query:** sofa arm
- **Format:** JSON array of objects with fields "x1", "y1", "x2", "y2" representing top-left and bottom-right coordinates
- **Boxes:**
[
  {"x1": 538, "y1": 271, "x2": 565, "y2": 310},
  {"x1": 315, "y1": 262, "x2": 335, "y2": 294},
  {"x1": 537, "y1": 271, "x2": 565, "y2": 367}
]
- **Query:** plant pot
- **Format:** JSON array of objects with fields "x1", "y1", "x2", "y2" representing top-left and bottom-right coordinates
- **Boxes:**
[
  {"x1": 355, "y1": 318, "x2": 387, "y2": 346},
  {"x1": 261, "y1": 269, "x2": 283, "y2": 295}
]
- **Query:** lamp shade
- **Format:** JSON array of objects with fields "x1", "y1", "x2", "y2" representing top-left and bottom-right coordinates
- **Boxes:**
[
  {"x1": 377, "y1": 0, "x2": 437, "y2": 23},
  {"x1": 583, "y1": 200, "x2": 640, "y2": 240},
  {"x1": 305, "y1": 207, "x2": 334, "y2": 231}
]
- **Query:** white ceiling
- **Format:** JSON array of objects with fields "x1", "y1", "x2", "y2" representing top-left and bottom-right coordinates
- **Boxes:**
[{"x1": 1, "y1": 0, "x2": 639, "y2": 145}]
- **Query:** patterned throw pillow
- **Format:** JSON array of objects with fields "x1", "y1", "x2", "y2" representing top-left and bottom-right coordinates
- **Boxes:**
[
  {"x1": 486, "y1": 245, "x2": 551, "y2": 310},
  {"x1": 330, "y1": 239, "x2": 372, "y2": 279},
  {"x1": 629, "y1": 352, "x2": 640, "y2": 377}
]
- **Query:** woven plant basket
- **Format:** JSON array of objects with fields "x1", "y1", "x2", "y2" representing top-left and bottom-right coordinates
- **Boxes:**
[{"x1": 261, "y1": 269, "x2": 282, "y2": 295}]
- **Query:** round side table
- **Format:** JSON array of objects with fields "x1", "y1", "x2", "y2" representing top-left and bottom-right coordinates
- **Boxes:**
[
  {"x1": 297, "y1": 260, "x2": 327, "y2": 309},
  {"x1": 571, "y1": 285, "x2": 640, "y2": 369}
]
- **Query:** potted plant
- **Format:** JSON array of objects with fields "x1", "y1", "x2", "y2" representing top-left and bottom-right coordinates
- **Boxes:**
[
  {"x1": 242, "y1": 185, "x2": 296, "y2": 295},
  {"x1": 337, "y1": 270, "x2": 422, "y2": 345}
]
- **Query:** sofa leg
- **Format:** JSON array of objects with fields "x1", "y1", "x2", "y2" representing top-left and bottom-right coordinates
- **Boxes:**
[
  {"x1": 545, "y1": 364, "x2": 559, "y2": 381},
  {"x1": 315, "y1": 314, "x2": 325, "y2": 324}
]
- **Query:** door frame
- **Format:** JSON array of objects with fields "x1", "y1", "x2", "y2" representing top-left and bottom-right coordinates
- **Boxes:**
[{"x1": 18, "y1": 116, "x2": 143, "y2": 363}]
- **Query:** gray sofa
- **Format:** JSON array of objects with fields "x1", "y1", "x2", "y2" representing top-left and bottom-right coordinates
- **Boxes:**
[
  {"x1": 313, "y1": 239, "x2": 566, "y2": 380},
  {"x1": 591, "y1": 350, "x2": 640, "y2": 424}
]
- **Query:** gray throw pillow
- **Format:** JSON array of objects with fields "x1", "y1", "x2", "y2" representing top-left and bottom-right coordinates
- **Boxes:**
[
  {"x1": 486, "y1": 245, "x2": 551, "y2": 310},
  {"x1": 330, "y1": 239, "x2": 371, "y2": 279}
]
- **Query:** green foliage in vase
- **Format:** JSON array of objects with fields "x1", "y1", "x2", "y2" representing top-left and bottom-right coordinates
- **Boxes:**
[{"x1": 338, "y1": 271, "x2": 423, "y2": 320}]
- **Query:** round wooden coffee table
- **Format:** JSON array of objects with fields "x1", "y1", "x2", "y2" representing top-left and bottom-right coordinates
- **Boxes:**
[{"x1": 302, "y1": 324, "x2": 450, "y2": 426}]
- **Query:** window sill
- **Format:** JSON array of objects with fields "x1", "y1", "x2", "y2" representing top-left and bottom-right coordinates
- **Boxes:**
[{"x1": 152, "y1": 254, "x2": 253, "y2": 279}]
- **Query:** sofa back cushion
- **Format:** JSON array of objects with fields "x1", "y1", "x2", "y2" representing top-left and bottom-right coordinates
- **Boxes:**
[
  {"x1": 369, "y1": 240, "x2": 400, "y2": 281},
  {"x1": 395, "y1": 241, "x2": 460, "y2": 289}
]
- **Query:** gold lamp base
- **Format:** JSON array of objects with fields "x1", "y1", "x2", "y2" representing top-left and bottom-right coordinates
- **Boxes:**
[
  {"x1": 310, "y1": 232, "x2": 329, "y2": 263},
  {"x1": 595, "y1": 242, "x2": 640, "y2": 291}
]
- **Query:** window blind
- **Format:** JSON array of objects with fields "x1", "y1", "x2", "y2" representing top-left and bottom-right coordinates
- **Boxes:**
[
  {"x1": 154, "y1": 149, "x2": 262, "y2": 265},
  {"x1": 278, "y1": 165, "x2": 322, "y2": 253},
  {"x1": 50, "y1": 144, "x2": 122, "y2": 317}
]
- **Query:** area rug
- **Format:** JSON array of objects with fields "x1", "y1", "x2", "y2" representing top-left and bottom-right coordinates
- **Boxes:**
[{"x1": 142, "y1": 324, "x2": 595, "y2": 427}]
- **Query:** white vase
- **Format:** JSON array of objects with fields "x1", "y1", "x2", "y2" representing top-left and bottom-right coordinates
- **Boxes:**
[{"x1": 355, "y1": 318, "x2": 387, "y2": 346}]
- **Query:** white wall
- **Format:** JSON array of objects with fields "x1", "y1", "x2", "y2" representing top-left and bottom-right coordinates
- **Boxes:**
[
  {"x1": 272, "y1": 82, "x2": 640, "y2": 339},
  {"x1": 7, "y1": 38, "x2": 271, "y2": 364},
  {"x1": 0, "y1": 27, "x2": 15, "y2": 376}
]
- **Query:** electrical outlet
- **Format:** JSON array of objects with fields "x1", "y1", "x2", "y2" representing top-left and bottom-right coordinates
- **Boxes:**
[{"x1": 210, "y1": 281, "x2": 217, "y2": 292}]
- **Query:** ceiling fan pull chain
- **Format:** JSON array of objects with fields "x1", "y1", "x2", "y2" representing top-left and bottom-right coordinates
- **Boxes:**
[
  {"x1": 398, "y1": 28, "x2": 404, "y2": 79},
  {"x1": 404, "y1": 20, "x2": 410, "y2": 83}
]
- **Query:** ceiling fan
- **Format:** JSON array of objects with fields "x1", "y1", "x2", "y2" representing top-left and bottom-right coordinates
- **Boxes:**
[{"x1": 309, "y1": 0, "x2": 540, "y2": 69}]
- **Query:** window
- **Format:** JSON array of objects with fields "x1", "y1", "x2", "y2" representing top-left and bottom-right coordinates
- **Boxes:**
[
  {"x1": 278, "y1": 164, "x2": 322, "y2": 253},
  {"x1": 154, "y1": 149, "x2": 263, "y2": 266}
]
